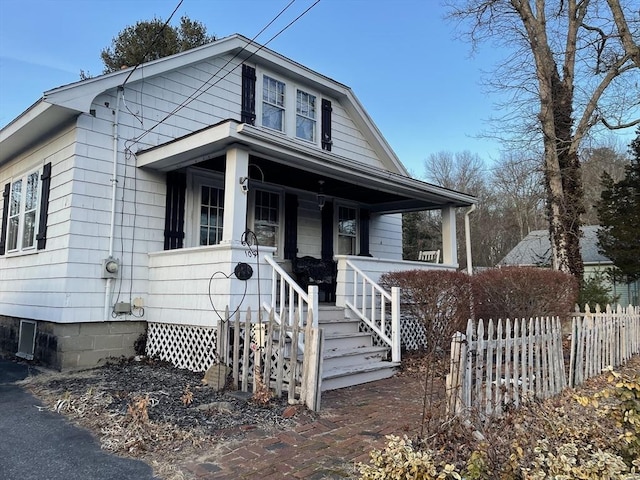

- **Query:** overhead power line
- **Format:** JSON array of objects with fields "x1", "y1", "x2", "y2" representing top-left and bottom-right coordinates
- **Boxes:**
[{"x1": 126, "y1": 0, "x2": 321, "y2": 150}]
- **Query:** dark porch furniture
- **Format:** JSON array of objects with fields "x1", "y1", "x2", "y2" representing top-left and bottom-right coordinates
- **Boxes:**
[{"x1": 292, "y1": 256, "x2": 337, "y2": 303}]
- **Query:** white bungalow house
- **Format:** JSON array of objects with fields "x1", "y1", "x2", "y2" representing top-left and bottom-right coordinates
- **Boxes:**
[{"x1": 0, "y1": 34, "x2": 475, "y2": 389}]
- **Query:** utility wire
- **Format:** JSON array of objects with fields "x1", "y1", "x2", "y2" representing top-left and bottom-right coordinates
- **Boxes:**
[
  {"x1": 121, "y1": 0, "x2": 184, "y2": 87},
  {"x1": 126, "y1": 0, "x2": 321, "y2": 150}
]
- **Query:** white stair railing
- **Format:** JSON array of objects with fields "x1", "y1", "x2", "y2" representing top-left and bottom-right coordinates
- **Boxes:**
[
  {"x1": 263, "y1": 254, "x2": 319, "y2": 353},
  {"x1": 345, "y1": 259, "x2": 401, "y2": 363}
]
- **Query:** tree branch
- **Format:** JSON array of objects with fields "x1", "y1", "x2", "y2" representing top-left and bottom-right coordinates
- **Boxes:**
[
  {"x1": 574, "y1": 55, "x2": 636, "y2": 147},
  {"x1": 600, "y1": 117, "x2": 640, "y2": 130},
  {"x1": 606, "y1": 0, "x2": 640, "y2": 69},
  {"x1": 580, "y1": 22, "x2": 609, "y2": 74}
]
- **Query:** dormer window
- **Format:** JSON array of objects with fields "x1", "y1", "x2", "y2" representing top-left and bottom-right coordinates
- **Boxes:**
[
  {"x1": 296, "y1": 89, "x2": 316, "y2": 142},
  {"x1": 251, "y1": 67, "x2": 330, "y2": 148},
  {"x1": 262, "y1": 75, "x2": 285, "y2": 131}
]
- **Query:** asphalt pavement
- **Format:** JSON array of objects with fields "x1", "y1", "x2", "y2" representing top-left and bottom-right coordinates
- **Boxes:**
[{"x1": 0, "y1": 357, "x2": 158, "y2": 480}]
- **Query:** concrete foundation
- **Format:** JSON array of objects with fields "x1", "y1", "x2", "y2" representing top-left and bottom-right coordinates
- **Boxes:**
[{"x1": 0, "y1": 315, "x2": 147, "y2": 370}]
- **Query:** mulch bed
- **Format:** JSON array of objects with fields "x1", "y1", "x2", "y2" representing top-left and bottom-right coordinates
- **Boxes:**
[{"x1": 21, "y1": 357, "x2": 303, "y2": 479}]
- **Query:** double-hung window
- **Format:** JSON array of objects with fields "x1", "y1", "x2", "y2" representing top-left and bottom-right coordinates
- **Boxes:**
[
  {"x1": 199, "y1": 185, "x2": 224, "y2": 246},
  {"x1": 337, "y1": 206, "x2": 357, "y2": 255},
  {"x1": 296, "y1": 89, "x2": 316, "y2": 142},
  {"x1": 253, "y1": 190, "x2": 280, "y2": 251},
  {"x1": 262, "y1": 76, "x2": 285, "y2": 132},
  {"x1": 6, "y1": 170, "x2": 40, "y2": 252}
]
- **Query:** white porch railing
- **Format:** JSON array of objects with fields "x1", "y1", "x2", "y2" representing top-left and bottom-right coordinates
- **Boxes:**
[
  {"x1": 263, "y1": 254, "x2": 319, "y2": 353},
  {"x1": 344, "y1": 259, "x2": 401, "y2": 363}
]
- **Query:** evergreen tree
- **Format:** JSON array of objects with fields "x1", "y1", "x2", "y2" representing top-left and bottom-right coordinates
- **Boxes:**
[
  {"x1": 597, "y1": 129, "x2": 640, "y2": 282},
  {"x1": 100, "y1": 16, "x2": 214, "y2": 73}
]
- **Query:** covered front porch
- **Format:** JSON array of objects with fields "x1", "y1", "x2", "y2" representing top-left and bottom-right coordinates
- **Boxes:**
[{"x1": 139, "y1": 119, "x2": 476, "y2": 391}]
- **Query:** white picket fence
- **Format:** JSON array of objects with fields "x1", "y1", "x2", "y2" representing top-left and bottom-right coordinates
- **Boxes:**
[
  {"x1": 217, "y1": 306, "x2": 324, "y2": 411},
  {"x1": 447, "y1": 303, "x2": 640, "y2": 419},
  {"x1": 447, "y1": 316, "x2": 565, "y2": 418},
  {"x1": 569, "y1": 303, "x2": 640, "y2": 387}
]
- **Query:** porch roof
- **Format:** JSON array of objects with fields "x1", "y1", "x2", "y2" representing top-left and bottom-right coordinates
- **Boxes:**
[{"x1": 136, "y1": 119, "x2": 476, "y2": 213}]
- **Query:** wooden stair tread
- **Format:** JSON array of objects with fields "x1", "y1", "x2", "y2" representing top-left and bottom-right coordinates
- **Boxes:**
[
  {"x1": 322, "y1": 345, "x2": 388, "y2": 359},
  {"x1": 322, "y1": 361, "x2": 400, "y2": 379}
]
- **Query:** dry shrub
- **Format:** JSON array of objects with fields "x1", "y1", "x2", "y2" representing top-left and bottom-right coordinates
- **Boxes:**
[
  {"x1": 180, "y1": 385, "x2": 193, "y2": 406},
  {"x1": 252, "y1": 368, "x2": 272, "y2": 405},
  {"x1": 471, "y1": 267, "x2": 578, "y2": 321},
  {"x1": 127, "y1": 394, "x2": 150, "y2": 424},
  {"x1": 380, "y1": 269, "x2": 471, "y2": 354}
]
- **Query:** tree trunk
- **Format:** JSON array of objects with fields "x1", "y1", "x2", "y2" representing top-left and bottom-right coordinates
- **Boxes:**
[
  {"x1": 517, "y1": 0, "x2": 585, "y2": 282},
  {"x1": 546, "y1": 73, "x2": 585, "y2": 281}
]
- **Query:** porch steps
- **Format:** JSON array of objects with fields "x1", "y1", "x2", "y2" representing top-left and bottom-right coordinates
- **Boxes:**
[{"x1": 317, "y1": 305, "x2": 399, "y2": 392}]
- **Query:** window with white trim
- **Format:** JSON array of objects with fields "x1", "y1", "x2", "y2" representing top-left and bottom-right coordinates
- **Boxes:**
[
  {"x1": 199, "y1": 185, "x2": 224, "y2": 246},
  {"x1": 253, "y1": 189, "x2": 281, "y2": 251},
  {"x1": 337, "y1": 206, "x2": 357, "y2": 255},
  {"x1": 6, "y1": 170, "x2": 40, "y2": 252},
  {"x1": 262, "y1": 75, "x2": 285, "y2": 132},
  {"x1": 296, "y1": 89, "x2": 316, "y2": 142}
]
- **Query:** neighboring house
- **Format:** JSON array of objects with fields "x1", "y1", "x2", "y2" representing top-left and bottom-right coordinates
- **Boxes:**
[
  {"x1": 499, "y1": 225, "x2": 639, "y2": 306},
  {"x1": 0, "y1": 34, "x2": 475, "y2": 388}
]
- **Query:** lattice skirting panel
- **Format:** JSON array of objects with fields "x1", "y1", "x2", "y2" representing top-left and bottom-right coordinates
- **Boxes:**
[
  {"x1": 400, "y1": 316, "x2": 428, "y2": 351},
  {"x1": 146, "y1": 323, "x2": 218, "y2": 372},
  {"x1": 359, "y1": 315, "x2": 428, "y2": 352}
]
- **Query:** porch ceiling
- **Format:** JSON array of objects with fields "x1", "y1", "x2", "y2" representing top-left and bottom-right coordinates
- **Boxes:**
[{"x1": 136, "y1": 120, "x2": 476, "y2": 213}]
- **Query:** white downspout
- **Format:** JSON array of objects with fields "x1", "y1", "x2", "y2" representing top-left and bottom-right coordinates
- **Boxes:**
[
  {"x1": 104, "y1": 86, "x2": 123, "y2": 321},
  {"x1": 465, "y1": 203, "x2": 476, "y2": 275}
]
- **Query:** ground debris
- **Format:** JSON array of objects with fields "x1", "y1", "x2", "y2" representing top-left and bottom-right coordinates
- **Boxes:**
[{"x1": 23, "y1": 358, "x2": 295, "y2": 479}]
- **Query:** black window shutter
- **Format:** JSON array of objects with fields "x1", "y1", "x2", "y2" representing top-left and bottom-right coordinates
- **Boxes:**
[
  {"x1": 36, "y1": 162, "x2": 52, "y2": 250},
  {"x1": 241, "y1": 64, "x2": 256, "y2": 125},
  {"x1": 0, "y1": 183, "x2": 9, "y2": 255},
  {"x1": 359, "y1": 208, "x2": 371, "y2": 257},
  {"x1": 321, "y1": 99, "x2": 332, "y2": 151},
  {"x1": 321, "y1": 200, "x2": 334, "y2": 260},
  {"x1": 164, "y1": 171, "x2": 186, "y2": 250},
  {"x1": 284, "y1": 193, "x2": 298, "y2": 260}
]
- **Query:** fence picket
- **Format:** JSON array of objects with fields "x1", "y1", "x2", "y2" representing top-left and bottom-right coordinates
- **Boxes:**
[
  {"x1": 475, "y1": 319, "x2": 485, "y2": 415},
  {"x1": 232, "y1": 310, "x2": 241, "y2": 389},
  {"x1": 485, "y1": 319, "x2": 495, "y2": 417},
  {"x1": 505, "y1": 318, "x2": 513, "y2": 409},
  {"x1": 263, "y1": 309, "x2": 275, "y2": 388},
  {"x1": 464, "y1": 319, "x2": 474, "y2": 410},
  {"x1": 288, "y1": 310, "x2": 300, "y2": 405},
  {"x1": 494, "y1": 319, "x2": 504, "y2": 415}
]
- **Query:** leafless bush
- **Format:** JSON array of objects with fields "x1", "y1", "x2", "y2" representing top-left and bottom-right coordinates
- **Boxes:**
[
  {"x1": 471, "y1": 266, "x2": 578, "y2": 321},
  {"x1": 380, "y1": 270, "x2": 471, "y2": 356}
]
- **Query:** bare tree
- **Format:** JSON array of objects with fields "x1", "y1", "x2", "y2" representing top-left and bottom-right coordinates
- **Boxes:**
[
  {"x1": 422, "y1": 150, "x2": 525, "y2": 267},
  {"x1": 447, "y1": 0, "x2": 640, "y2": 282},
  {"x1": 580, "y1": 143, "x2": 630, "y2": 224},
  {"x1": 492, "y1": 152, "x2": 546, "y2": 239}
]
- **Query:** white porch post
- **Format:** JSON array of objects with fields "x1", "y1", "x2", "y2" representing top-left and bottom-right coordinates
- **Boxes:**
[
  {"x1": 442, "y1": 205, "x2": 458, "y2": 266},
  {"x1": 222, "y1": 145, "x2": 249, "y2": 244}
]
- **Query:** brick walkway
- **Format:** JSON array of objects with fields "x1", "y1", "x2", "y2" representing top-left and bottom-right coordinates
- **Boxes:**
[{"x1": 182, "y1": 374, "x2": 426, "y2": 479}]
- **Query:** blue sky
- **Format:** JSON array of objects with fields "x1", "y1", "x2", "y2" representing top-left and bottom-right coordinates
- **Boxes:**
[{"x1": 2, "y1": 0, "x2": 629, "y2": 175}]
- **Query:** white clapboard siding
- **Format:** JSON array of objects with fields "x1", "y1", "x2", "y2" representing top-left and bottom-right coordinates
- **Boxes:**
[
  {"x1": 0, "y1": 125, "x2": 77, "y2": 321},
  {"x1": 369, "y1": 213, "x2": 403, "y2": 259},
  {"x1": 569, "y1": 303, "x2": 640, "y2": 387}
]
